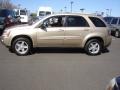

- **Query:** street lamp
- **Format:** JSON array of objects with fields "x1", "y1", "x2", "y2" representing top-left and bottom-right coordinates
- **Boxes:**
[
  {"x1": 106, "y1": 9, "x2": 109, "y2": 16},
  {"x1": 70, "y1": 1, "x2": 74, "y2": 12},
  {"x1": 18, "y1": 4, "x2": 21, "y2": 9},
  {"x1": 60, "y1": 9, "x2": 63, "y2": 13},
  {"x1": 64, "y1": 6, "x2": 67, "y2": 12},
  {"x1": 80, "y1": 8, "x2": 85, "y2": 13}
]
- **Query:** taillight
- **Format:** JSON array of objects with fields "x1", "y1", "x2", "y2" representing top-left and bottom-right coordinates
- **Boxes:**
[{"x1": 108, "y1": 29, "x2": 111, "y2": 35}]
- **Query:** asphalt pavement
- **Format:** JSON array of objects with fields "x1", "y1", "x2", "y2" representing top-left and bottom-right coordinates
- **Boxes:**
[{"x1": 0, "y1": 36, "x2": 120, "y2": 90}]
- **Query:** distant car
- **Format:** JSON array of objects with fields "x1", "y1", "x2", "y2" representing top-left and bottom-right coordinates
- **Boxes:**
[
  {"x1": 0, "y1": 9, "x2": 20, "y2": 35},
  {"x1": 104, "y1": 17, "x2": 113, "y2": 24},
  {"x1": 14, "y1": 9, "x2": 29, "y2": 23},
  {"x1": 28, "y1": 16, "x2": 40, "y2": 25},
  {"x1": 104, "y1": 17, "x2": 120, "y2": 38},
  {"x1": 107, "y1": 76, "x2": 120, "y2": 90},
  {"x1": 1, "y1": 13, "x2": 112, "y2": 56}
]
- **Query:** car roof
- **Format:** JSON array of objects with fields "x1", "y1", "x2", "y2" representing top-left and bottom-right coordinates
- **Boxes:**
[{"x1": 47, "y1": 13, "x2": 100, "y2": 17}]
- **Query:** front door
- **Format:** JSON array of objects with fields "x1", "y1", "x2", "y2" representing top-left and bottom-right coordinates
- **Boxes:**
[{"x1": 36, "y1": 16, "x2": 65, "y2": 47}]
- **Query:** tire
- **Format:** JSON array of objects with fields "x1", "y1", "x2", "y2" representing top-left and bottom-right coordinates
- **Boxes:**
[
  {"x1": 12, "y1": 38, "x2": 32, "y2": 56},
  {"x1": 85, "y1": 39, "x2": 102, "y2": 55},
  {"x1": 115, "y1": 30, "x2": 120, "y2": 38}
]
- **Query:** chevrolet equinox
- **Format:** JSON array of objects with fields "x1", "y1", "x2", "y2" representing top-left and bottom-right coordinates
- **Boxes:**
[{"x1": 1, "y1": 13, "x2": 112, "y2": 56}]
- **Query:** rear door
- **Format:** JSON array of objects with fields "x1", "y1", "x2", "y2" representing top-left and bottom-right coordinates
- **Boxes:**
[{"x1": 64, "y1": 15, "x2": 90, "y2": 47}]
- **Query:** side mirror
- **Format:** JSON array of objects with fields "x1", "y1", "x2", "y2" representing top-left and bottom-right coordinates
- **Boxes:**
[{"x1": 40, "y1": 24, "x2": 47, "y2": 32}]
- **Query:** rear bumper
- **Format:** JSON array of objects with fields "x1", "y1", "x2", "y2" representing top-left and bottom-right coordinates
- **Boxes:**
[{"x1": 105, "y1": 36, "x2": 112, "y2": 47}]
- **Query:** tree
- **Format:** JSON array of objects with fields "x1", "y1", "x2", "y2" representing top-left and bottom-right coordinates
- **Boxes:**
[{"x1": 0, "y1": 0, "x2": 17, "y2": 9}]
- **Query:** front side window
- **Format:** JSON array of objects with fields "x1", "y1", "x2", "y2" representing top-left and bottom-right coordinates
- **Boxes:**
[
  {"x1": 89, "y1": 17, "x2": 106, "y2": 27},
  {"x1": 42, "y1": 16, "x2": 65, "y2": 28},
  {"x1": 66, "y1": 16, "x2": 89, "y2": 27},
  {"x1": 111, "y1": 18, "x2": 118, "y2": 24}
]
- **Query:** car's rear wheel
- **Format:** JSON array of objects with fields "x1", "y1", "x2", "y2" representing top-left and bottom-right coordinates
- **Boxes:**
[
  {"x1": 12, "y1": 38, "x2": 32, "y2": 56},
  {"x1": 115, "y1": 30, "x2": 120, "y2": 38},
  {"x1": 85, "y1": 39, "x2": 102, "y2": 55}
]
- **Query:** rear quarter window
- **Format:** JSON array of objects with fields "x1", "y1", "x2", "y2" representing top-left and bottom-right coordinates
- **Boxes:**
[{"x1": 89, "y1": 17, "x2": 106, "y2": 27}]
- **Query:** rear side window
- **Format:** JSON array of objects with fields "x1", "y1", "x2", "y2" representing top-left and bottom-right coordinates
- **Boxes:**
[
  {"x1": 89, "y1": 17, "x2": 106, "y2": 27},
  {"x1": 66, "y1": 16, "x2": 89, "y2": 27},
  {"x1": 111, "y1": 18, "x2": 118, "y2": 24}
]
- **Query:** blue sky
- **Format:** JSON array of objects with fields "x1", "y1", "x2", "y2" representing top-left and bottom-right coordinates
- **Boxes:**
[{"x1": 11, "y1": 0, "x2": 120, "y2": 16}]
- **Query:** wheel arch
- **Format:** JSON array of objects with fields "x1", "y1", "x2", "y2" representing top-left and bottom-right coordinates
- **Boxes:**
[
  {"x1": 11, "y1": 35, "x2": 33, "y2": 48},
  {"x1": 83, "y1": 37, "x2": 104, "y2": 48}
]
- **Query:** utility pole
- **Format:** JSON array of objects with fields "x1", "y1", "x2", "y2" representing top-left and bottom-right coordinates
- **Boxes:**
[{"x1": 70, "y1": 1, "x2": 74, "y2": 12}]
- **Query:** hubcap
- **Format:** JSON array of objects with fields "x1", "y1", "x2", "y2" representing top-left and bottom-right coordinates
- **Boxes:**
[
  {"x1": 15, "y1": 41, "x2": 28, "y2": 54},
  {"x1": 88, "y1": 42, "x2": 100, "y2": 54}
]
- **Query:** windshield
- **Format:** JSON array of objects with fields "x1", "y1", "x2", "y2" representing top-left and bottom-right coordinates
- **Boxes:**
[
  {"x1": 20, "y1": 10, "x2": 27, "y2": 15},
  {"x1": 39, "y1": 11, "x2": 51, "y2": 16}
]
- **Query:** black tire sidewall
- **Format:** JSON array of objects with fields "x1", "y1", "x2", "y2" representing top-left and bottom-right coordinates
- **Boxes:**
[
  {"x1": 12, "y1": 38, "x2": 31, "y2": 56},
  {"x1": 85, "y1": 39, "x2": 102, "y2": 55}
]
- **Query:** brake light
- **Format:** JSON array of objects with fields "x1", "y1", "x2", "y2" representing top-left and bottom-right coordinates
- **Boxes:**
[{"x1": 108, "y1": 29, "x2": 111, "y2": 35}]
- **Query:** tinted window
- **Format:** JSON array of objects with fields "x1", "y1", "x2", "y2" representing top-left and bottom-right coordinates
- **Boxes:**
[
  {"x1": 46, "y1": 12, "x2": 51, "y2": 15},
  {"x1": 66, "y1": 16, "x2": 89, "y2": 27},
  {"x1": 111, "y1": 18, "x2": 118, "y2": 24},
  {"x1": 16, "y1": 10, "x2": 19, "y2": 16},
  {"x1": 0, "y1": 10, "x2": 8, "y2": 17},
  {"x1": 104, "y1": 17, "x2": 113, "y2": 24},
  {"x1": 0, "y1": 9, "x2": 15, "y2": 17},
  {"x1": 89, "y1": 17, "x2": 106, "y2": 27},
  {"x1": 39, "y1": 11, "x2": 45, "y2": 16},
  {"x1": 20, "y1": 10, "x2": 27, "y2": 15},
  {"x1": 118, "y1": 19, "x2": 120, "y2": 25}
]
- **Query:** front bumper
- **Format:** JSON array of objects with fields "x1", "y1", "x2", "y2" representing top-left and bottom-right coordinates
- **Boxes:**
[{"x1": 0, "y1": 36, "x2": 11, "y2": 47}]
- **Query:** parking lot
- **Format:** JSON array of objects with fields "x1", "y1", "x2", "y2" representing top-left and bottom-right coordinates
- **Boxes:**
[{"x1": 0, "y1": 36, "x2": 120, "y2": 90}]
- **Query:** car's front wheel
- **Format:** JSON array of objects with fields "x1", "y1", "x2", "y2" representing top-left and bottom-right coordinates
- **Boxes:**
[
  {"x1": 12, "y1": 38, "x2": 32, "y2": 56},
  {"x1": 85, "y1": 39, "x2": 102, "y2": 55}
]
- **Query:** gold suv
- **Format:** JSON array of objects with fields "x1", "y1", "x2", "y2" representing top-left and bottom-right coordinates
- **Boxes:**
[{"x1": 1, "y1": 13, "x2": 112, "y2": 56}]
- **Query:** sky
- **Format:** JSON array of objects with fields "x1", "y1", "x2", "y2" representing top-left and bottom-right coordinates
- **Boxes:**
[{"x1": 11, "y1": 0, "x2": 120, "y2": 16}]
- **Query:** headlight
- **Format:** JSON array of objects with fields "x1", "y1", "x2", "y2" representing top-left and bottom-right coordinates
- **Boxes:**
[
  {"x1": 107, "y1": 77, "x2": 120, "y2": 90},
  {"x1": 2, "y1": 29, "x2": 11, "y2": 37}
]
